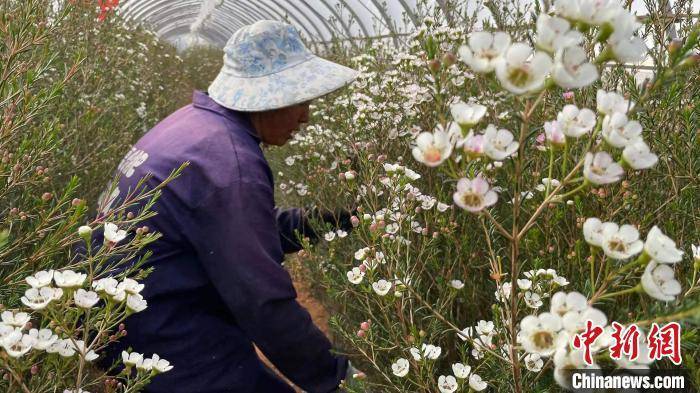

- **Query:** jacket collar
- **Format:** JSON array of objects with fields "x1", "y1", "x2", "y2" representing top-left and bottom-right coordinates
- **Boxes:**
[{"x1": 191, "y1": 90, "x2": 261, "y2": 143}]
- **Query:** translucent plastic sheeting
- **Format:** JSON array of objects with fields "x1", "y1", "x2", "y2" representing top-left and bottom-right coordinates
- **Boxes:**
[
  {"x1": 118, "y1": 0, "x2": 698, "y2": 51},
  {"x1": 119, "y1": 0, "x2": 427, "y2": 51}
]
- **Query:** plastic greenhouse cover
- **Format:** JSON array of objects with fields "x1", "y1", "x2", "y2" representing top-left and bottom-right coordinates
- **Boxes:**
[{"x1": 115, "y1": 0, "x2": 698, "y2": 51}]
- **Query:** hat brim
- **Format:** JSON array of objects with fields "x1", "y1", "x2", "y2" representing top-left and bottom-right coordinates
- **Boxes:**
[{"x1": 208, "y1": 56, "x2": 358, "y2": 112}]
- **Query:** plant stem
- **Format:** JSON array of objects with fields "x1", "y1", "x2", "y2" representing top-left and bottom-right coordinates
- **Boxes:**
[
  {"x1": 554, "y1": 180, "x2": 588, "y2": 202},
  {"x1": 634, "y1": 304, "x2": 700, "y2": 327},
  {"x1": 2, "y1": 363, "x2": 32, "y2": 393},
  {"x1": 590, "y1": 250, "x2": 596, "y2": 294},
  {"x1": 545, "y1": 145, "x2": 555, "y2": 196},
  {"x1": 596, "y1": 283, "x2": 641, "y2": 300},
  {"x1": 484, "y1": 210, "x2": 513, "y2": 240}
]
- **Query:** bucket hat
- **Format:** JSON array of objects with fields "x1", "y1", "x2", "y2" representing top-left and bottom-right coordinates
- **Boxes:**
[{"x1": 208, "y1": 20, "x2": 358, "y2": 112}]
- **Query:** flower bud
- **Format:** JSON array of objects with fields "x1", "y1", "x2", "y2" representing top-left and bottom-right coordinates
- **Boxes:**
[
  {"x1": 350, "y1": 216, "x2": 360, "y2": 227},
  {"x1": 442, "y1": 52, "x2": 457, "y2": 67},
  {"x1": 71, "y1": 198, "x2": 83, "y2": 206},
  {"x1": 41, "y1": 192, "x2": 52, "y2": 201},
  {"x1": 428, "y1": 59, "x2": 441, "y2": 72},
  {"x1": 358, "y1": 264, "x2": 367, "y2": 273},
  {"x1": 562, "y1": 91, "x2": 575, "y2": 101},
  {"x1": 78, "y1": 225, "x2": 92, "y2": 242},
  {"x1": 360, "y1": 321, "x2": 370, "y2": 331},
  {"x1": 356, "y1": 329, "x2": 366, "y2": 338},
  {"x1": 30, "y1": 364, "x2": 39, "y2": 375},
  {"x1": 126, "y1": 212, "x2": 135, "y2": 220},
  {"x1": 668, "y1": 39, "x2": 682, "y2": 55},
  {"x1": 678, "y1": 53, "x2": 700, "y2": 69}
]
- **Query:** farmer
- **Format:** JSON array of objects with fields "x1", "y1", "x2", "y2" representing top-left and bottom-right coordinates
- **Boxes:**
[{"x1": 97, "y1": 20, "x2": 359, "y2": 392}]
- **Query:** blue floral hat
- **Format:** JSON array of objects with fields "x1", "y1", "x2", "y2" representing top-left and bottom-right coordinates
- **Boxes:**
[{"x1": 208, "y1": 20, "x2": 358, "y2": 112}]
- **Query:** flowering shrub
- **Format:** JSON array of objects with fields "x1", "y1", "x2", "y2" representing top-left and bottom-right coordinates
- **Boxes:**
[
  {"x1": 1, "y1": 1, "x2": 189, "y2": 391},
  {"x1": 270, "y1": 1, "x2": 700, "y2": 391}
]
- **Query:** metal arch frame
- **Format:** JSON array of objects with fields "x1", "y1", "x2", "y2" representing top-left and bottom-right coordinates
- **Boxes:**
[
  {"x1": 146, "y1": 6, "x2": 245, "y2": 43},
  {"x1": 299, "y1": 0, "x2": 360, "y2": 42},
  {"x1": 235, "y1": 0, "x2": 367, "y2": 51},
  {"x1": 149, "y1": 11, "x2": 232, "y2": 46},
  {"x1": 395, "y1": 0, "x2": 420, "y2": 27},
  {"x1": 147, "y1": 4, "x2": 242, "y2": 34},
  {"x1": 121, "y1": 0, "x2": 184, "y2": 22},
  {"x1": 161, "y1": 20, "x2": 231, "y2": 46},
  {"x1": 229, "y1": 0, "x2": 323, "y2": 46},
  {"x1": 123, "y1": 0, "x2": 352, "y2": 41},
  {"x1": 259, "y1": 0, "x2": 332, "y2": 42},
  {"x1": 367, "y1": 0, "x2": 400, "y2": 45},
  {"x1": 218, "y1": 0, "x2": 332, "y2": 51},
  {"x1": 122, "y1": 0, "x2": 327, "y2": 49},
  {"x1": 317, "y1": 0, "x2": 368, "y2": 39},
  {"x1": 296, "y1": 0, "x2": 344, "y2": 39},
  {"x1": 336, "y1": 0, "x2": 375, "y2": 37},
  {"x1": 120, "y1": 0, "x2": 423, "y2": 48}
]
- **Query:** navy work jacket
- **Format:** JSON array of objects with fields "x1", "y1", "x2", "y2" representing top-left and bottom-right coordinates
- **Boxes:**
[{"x1": 99, "y1": 91, "x2": 347, "y2": 393}]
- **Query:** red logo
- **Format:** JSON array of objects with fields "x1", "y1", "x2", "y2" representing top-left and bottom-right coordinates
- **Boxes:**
[
  {"x1": 572, "y1": 320, "x2": 604, "y2": 365},
  {"x1": 572, "y1": 321, "x2": 682, "y2": 366},
  {"x1": 647, "y1": 322, "x2": 682, "y2": 365}
]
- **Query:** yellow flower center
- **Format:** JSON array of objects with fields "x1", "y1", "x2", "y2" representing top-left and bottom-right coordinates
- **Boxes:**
[
  {"x1": 533, "y1": 331, "x2": 554, "y2": 349},
  {"x1": 607, "y1": 238, "x2": 627, "y2": 252},
  {"x1": 591, "y1": 166, "x2": 605, "y2": 175},
  {"x1": 423, "y1": 147, "x2": 442, "y2": 163},
  {"x1": 461, "y1": 192, "x2": 483, "y2": 208},
  {"x1": 508, "y1": 67, "x2": 532, "y2": 87}
]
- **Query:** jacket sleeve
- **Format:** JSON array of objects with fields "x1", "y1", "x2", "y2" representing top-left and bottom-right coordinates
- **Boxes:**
[
  {"x1": 274, "y1": 207, "x2": 315, "y2": 253},
  {"x1": 186, "y1": 179, "x2": 347, "y2": 393}
]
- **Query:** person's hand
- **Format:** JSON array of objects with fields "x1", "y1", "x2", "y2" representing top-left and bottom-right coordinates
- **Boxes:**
[
  {"x1": 331, "y1": 361, "x2": 366, "y2": 393},
  {"x1": 305, "y1": 206, "x2": 357, "y2": 233}
]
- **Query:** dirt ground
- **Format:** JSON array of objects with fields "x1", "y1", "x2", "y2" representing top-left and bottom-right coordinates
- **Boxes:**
[{"x1": 256, "y1": 273, "x2": 331, "y2": 392}]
